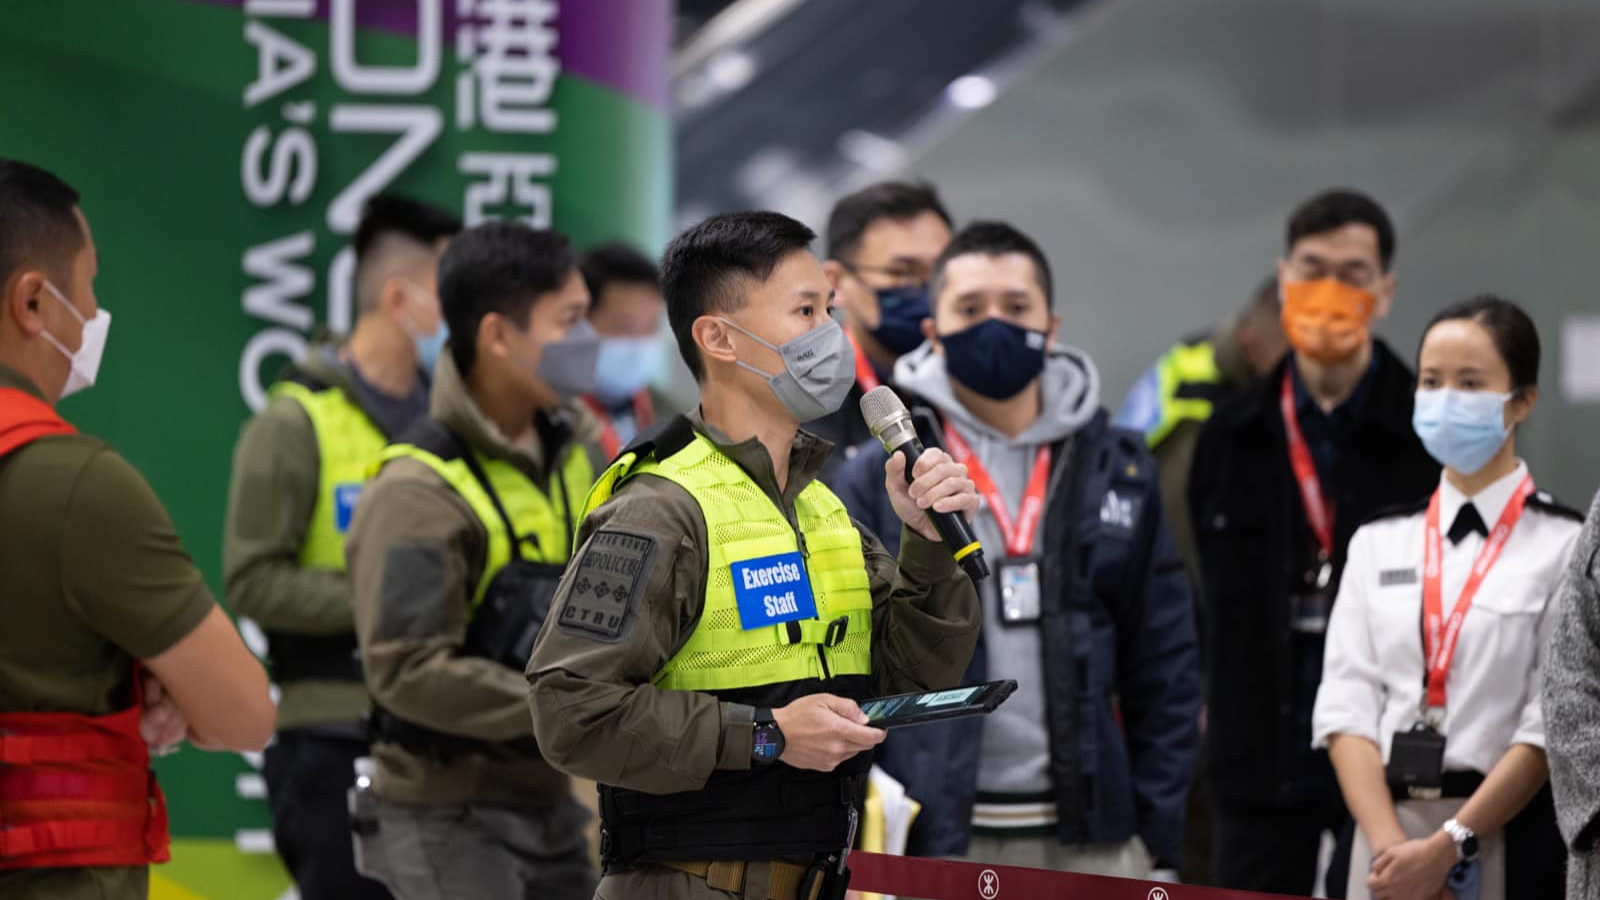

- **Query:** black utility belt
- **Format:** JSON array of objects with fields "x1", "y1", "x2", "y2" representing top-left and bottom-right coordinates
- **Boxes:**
[{"x1": 366, "y1": 707, "x2": 539, "y2": 763}]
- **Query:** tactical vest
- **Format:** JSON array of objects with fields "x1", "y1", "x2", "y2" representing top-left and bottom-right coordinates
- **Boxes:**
[
  {"x1": 261, "y1": 374, "x2": 390, "y2": 684},
  {"x1": 582, "y1": 417, "x2": 874, "y2": 871},
  {"x1": 1129, "y1": 338, "x2": 1225, "y2": 449},
  {"x1": 0, "y1": 388, "x2": 171, "y2": 871},
  {"x1": 368, "y1": 415, "x2": 593, "y2": 759}
]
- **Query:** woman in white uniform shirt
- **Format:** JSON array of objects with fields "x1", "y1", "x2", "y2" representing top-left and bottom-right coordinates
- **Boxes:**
[{"x1": 1313, "y1": 295, "x2": 1582, "y2": 900}]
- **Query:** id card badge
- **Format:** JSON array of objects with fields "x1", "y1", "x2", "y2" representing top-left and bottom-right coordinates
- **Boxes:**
[
  {"x1": 999, "y1": 558, "x2": 1042, "y2": 624},
  {"x1": 1290, "y1": 553, "x2": 1334, "y2": 634},
  {"x1": 1386, "y1": 721, "x2": 1447, "y2": 800}
]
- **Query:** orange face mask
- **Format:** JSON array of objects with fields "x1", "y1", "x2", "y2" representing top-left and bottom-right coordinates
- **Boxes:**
[{"x1": 1281, "y1": 278, "x2": 1378, "y2": 364}]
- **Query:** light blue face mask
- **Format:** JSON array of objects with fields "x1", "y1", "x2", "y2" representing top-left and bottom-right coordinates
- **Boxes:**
[
  {"x1": 592, "y1": 336, "x2": 662, "y2": 406},
  {"x1": 1412, "y1": 388, "x2": 1513, "y2": 475},
  {"x1": 414, "y1": 322, "x2": 449, "y2": 374}
]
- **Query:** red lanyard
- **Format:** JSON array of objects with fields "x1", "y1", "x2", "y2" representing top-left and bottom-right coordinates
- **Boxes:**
[
  {"x1": 942, "y1": 424, "x2": 1051, "y2": 557},
  {"x1": 1421, "y1": 474, "x2": 1534, "y2": 709},
  {"x1": 1280, "y1": 370, "x2": 1335, "y2": 558},
  {"x1": 848, "y1": 332, "x2": 881, "y2": 393},
  {"x1": 584, "y1": 391, "x2": 654, "y2": 460}
]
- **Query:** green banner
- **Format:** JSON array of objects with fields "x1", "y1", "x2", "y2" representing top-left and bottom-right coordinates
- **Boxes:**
[{"x1": 0, "y1": 1, "x2": 670, "y2": 895}]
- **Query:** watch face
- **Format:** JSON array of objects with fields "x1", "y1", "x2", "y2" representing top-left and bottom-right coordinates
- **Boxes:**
[
  {"x1": 1462, "y1": 835, "x2": 1480, "y2": 859},
  {"x1": 753, "y1": 729, "x2": 780, "y2": 762}
]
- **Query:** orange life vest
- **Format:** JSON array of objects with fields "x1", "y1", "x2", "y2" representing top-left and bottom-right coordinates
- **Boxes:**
[{"x1": 0, "y1": 386, "x2": 171, "y2": 870}]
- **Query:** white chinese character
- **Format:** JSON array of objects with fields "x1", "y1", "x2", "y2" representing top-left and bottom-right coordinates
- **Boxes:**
[
  {"x1": 455, "y1": 0, "x2": 559, "y2": 133},
  {"x1": 458, "y1": 152, "x2": 556, "y2": 227}
]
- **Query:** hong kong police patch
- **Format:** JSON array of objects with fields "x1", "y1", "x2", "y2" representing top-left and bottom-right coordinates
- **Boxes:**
[{"x1": 558, "y1": 530, "x2": 656, "y2": 641}]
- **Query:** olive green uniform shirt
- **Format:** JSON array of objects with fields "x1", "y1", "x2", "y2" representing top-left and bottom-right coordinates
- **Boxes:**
[
  {"x1": 345, "y1": 353, "x2": 603, "y2": 808},
  {"x1": 0, "y1": 364, "x2": 216, "y2": 900},
  {"x1": 526, "y1": 412, "x2": 982, "y2": 795},
  {"x1": 223, "y1": 351, "x2": 385, "y2": 730}
]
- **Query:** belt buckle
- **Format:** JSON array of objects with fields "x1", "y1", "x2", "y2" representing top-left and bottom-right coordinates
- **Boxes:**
[{"x1": 822, "y1": 616, "x2": 849, "y2": 648}]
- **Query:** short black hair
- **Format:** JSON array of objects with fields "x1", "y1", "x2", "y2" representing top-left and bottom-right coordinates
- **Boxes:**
[
  {"x1": 1420, "y1": 294, "x2": 1541, "y2": 394},
  {"x1": 661, "y1": 211, "x2": 816, "y2": 381},
  {"x1": 353, "y1": 194, "x2": 462, "y2": 261},
  {"x1": 0, "y1": 158, "x2": 84, "y2": 287},
  {"x1": 1285, "y1": 189, "x2": 1396, "y2": 271},
  {"x1": 438, "y1": 221, "x2": 577, "y2": 376},
  {"x1": 580, "y1": 243, "x2": 660, "y2": 313},
  {"x1": 353, "y1": 195, "x2": 461, "y2": 313},
  {"x1": 825, "y1": 180, "x2": 953, "y2": 261},
  {"x1": 929, "y1": 220, "x2": 1054, "y2": 309}
]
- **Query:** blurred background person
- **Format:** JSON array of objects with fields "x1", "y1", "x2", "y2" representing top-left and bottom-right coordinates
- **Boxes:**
[
  {"x1": 812, "y1": 180, "x2": 954, "y2": 480},
  {"x1": 1115, "y1": 274, "x2": 1288, "y2": 884},
  {"x1": 1315, "y1": 295, "x2": 1575, "y2": 900},
  {"x1": 1547, "y1": 489, "x2": 1600, "y2": 900},
  {"x1": 0, "y1": 157, "x2": 274, "y2": 897},
  {"x1": 344, "y1": 223, "x2": 602, "y2": 900},
  {"x1": 223, "y1": 194, "x2": 459, "y2": 900},
  {"x1": 835, "y1": 220, "x2": 1201, "y2": 881},
  {"x1": 1189, "y1": 189, "x2": 1440, "y2": 897},
  {"x1": 580, "y1": 242, "x2": 670, "y2": 459}
]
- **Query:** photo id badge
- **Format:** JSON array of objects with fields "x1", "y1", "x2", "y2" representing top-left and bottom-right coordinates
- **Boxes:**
[
  {"x1": 1386, "y1": 721, "x2": 1446, "y2": 800},
  {"x1": 999, "y1": 558, "x2": 1042, "y2": 624}
]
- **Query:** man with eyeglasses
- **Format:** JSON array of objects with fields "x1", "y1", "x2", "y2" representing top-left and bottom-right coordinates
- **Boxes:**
[
  {"x1": 810, "y1": 181, "x2": 953, "y2": 482},
  {"x1": 1187, "y1": 189, "x2": 1438, "y2": 896}
]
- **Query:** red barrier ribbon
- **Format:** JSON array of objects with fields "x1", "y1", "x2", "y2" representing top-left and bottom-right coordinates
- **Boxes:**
[{"x1": 848, "y1": 851, "x2": 1311, "y2": 900}]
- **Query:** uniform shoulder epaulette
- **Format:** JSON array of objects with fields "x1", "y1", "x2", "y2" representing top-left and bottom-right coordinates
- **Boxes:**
[
  {"x1": 1359, "y1": 497, "x2": 1431, "y2": 528},
  {"x1": 1526, "y1": 491, "x2": 1585, "y2": 523}
]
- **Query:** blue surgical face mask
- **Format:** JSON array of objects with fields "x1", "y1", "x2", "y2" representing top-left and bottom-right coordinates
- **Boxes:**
[
  {"x1": 592, "y1": 336, "x2": 662, "y2": 406},
  {"x1": 1412, "y1": 388, "x2": 1513, "y2": 475},
  {"x1": 399, "y1": 281, "x2": 448, "y2": 374},
  {"x1": 870, "y1": 285, "x2": 931, "y2": 355},
  {"x1": 939, "y1": 318, "x2": 1049, "y2": 400}
]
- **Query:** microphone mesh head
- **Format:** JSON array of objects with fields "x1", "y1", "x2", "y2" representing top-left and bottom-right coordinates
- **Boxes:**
[{"x1": 859, "y1": 385, "x2": 910, "y2": 435}]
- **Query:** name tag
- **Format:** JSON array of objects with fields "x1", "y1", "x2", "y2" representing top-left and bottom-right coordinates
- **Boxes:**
[
  {"x1": 1380, "y1": 568, "x2": 1419, "y2": 587},
  {"x1": 730, "y1": 551, "x2": 818, "y2": 631},
  {"x1": 334, "y1": 482, "x2": 363, "y2": 533}
]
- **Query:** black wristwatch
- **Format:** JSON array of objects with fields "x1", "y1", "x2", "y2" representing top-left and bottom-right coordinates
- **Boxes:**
[{"x1": 751, "y1": 708, "x2": 785, "y2": 765}]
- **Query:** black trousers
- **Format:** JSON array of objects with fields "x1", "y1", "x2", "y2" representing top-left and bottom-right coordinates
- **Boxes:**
[
  {"x1": 262, "y1": 728, "x2": 393, "y2": 900},
  {"x1": 1214, "y1": 797, "x2": 1351, "y2": 898}
]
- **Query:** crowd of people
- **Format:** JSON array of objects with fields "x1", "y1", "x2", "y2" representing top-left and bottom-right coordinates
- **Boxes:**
[{"x1": 3, "y1": 152, "x2": 1600, "y2": 900}]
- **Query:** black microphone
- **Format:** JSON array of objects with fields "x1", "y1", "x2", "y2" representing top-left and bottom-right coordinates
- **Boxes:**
[{"x1": 860, "y1": 386, "x2": 990, "y2": 583}]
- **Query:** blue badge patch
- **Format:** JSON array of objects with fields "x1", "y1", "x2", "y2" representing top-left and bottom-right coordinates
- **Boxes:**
[
  {"x1": 334, "y1": 482, "x2": 363, "y2": 533},
  {"x1": 730, "y1": 551, "x2": 818, "y2": 631}
]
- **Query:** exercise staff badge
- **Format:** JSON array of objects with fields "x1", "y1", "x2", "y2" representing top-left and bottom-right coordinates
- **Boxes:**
[{"x1": 558, "y1": 530, "x2": 656, "y2": 641}]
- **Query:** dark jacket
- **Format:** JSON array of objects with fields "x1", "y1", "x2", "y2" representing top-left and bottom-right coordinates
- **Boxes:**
[
  {"x1": 1188, "y1": 342, "x2": 1438, "y2": 805},
  {"x1": 833, "y1": 395, "x2": 1201, "y2": 867}
]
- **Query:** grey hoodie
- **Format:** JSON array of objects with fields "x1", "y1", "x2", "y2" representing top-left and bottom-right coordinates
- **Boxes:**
[{"x1": 892, "y1": 341, "x2": 1103, "y2": 796}]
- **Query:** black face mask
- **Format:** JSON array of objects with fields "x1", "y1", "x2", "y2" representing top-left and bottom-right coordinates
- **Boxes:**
[
  {"x1": 940, "y1": 318, "x2": 1049, "y2": 400},
  {"x1": 870, "y1": 285, "x2": 931, "y2": 355}
]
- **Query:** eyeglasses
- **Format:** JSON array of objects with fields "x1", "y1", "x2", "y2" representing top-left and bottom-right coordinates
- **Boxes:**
[
  {"x1": 1287, "y1": 257, "x2": 1380, "y2": 291},
  {"x1": 843, "y1": 261, "x2": 932, "y2": 290}
]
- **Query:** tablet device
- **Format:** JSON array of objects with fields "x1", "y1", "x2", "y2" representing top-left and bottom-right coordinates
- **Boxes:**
[{"x1": 859, "y1": 680, "x2": 1017, "y2": 729}]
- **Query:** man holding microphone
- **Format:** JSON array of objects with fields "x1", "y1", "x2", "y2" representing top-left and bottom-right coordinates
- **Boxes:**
[{"x1": 527, "y1": 210, "x2": 983, "y2": 900}]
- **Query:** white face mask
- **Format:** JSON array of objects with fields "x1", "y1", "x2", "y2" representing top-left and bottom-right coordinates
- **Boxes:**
[{"x1": 38, "y1": 281, "x2": 110, "y2": 399}]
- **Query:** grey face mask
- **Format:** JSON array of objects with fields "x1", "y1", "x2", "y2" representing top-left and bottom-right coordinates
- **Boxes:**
[
  {"x1": 719, "y1": 315, "x2": 857, "y2": 422},
  {"x1": 536, "y1": 319, "x2": 602, "y2": 400}
]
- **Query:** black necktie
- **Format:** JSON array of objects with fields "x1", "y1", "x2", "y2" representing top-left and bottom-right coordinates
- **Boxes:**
[{"x1": 1448, "y1": 502, "x2": 1488, "y2": 545}]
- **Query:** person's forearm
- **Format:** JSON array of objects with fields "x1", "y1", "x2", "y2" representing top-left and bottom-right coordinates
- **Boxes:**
[
  {"x1": 1329, "y1": 733, "x2": 1407, "y2": 849},
  {"x1": 1454, "y1": 743, "x2": 1548, "y2": 837},
  {"x1": 528, "y1": 668, "x2": 738, "y2": 792},
  {"x1": 226, "y1": 557, "x2": 354, "y2": 634},
  {"x1": 870, "y1": 527, "x2": 979, "y2": 694}
]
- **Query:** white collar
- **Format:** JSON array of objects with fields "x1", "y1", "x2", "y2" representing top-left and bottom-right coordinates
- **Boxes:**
[{"x1": 1437, "y1": 460, "x2": 1530, "y2": 532}]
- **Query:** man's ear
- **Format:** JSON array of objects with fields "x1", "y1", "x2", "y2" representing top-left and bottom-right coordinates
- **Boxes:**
[
  {"x1": 692, "y1": 315, "x2": 739, "y2": 367},
  {"x1": 921, "y1": 317, "x2": 942, "y2": 354},
  {"x1": 1374, "y1": 271, "x2": 1397, "y2": 320},
  {"x1": 822, "y1": 260, "x2": 846, "y2": 292},
  {"x1": 4, "y1": 271, "x2": 48, "y2": 338},
  {"x1": 1046, "y1": 313, "x2": 1062, "y2": 347}
]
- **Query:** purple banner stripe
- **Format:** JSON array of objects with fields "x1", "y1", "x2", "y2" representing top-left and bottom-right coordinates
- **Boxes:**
[{"x1": 185, "y1": 0, "x2": 669, "y2": 111}]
